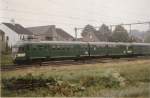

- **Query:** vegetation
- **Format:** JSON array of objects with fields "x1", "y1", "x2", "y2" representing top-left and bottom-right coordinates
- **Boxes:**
[
  {"x1": 81, "y1": 24, "x2": 96, "y2": 37},
  {"x1": 81, "y1": 24, "x2": 133, "y2": 42},
  {"x1": 1, "y1": 59, "x2": 150, "y2": 97},
  {"x1": 111, "y1": 25, "x2": 130, "y2": 42},
  {"x1": 1, "y1": 54, "x2": 13, "y2": 66},
  {"x1": 98, "y1": 24, "x2": 112, "y2": 41}
]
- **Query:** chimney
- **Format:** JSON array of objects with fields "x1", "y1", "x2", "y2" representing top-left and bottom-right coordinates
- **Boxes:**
[{"x1": 10, "y1": 18, "x2": 16, "y2": 25}]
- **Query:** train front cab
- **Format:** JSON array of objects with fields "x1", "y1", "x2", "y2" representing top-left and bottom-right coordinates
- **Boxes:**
[{"x1": 12, "y1": 44, "x2": 27, "y2": 64}]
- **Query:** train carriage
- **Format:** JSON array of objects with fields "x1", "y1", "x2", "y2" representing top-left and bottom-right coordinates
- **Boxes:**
[
  {"x1": 89, "y1": 42, "x2": 109, "y2": 56},
  {"x1": 12, "y1": 41, "x2": 150, "y2": 64},
  {"x1": 131, "y1": 43, "x2": 150, "y2": 56},
  {"x1": 12, "y1": 41, "x2": 89, "y2": 63},
  {"x1": 106, "y1": 42, "x2": 128, "y2": 56},
  {"x1": 89, "y1": 42, "x2": 130, "y2": 57}
]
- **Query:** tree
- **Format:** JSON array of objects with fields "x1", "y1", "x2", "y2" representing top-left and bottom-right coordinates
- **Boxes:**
[
  {"x1": 98, "y1": 24, "x2": 112, "y2": 41},
  {"x1": 111, "y1": 25, "x2": 130, "y2": 42},
  {"x1": 81, "y1": 24, "x2": 96, "y2": 37}
]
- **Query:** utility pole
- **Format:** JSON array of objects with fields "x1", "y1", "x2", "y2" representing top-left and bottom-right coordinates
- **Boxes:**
[
  {"x1": 129, "y1": 24, "x2": 132, "y2": 42},
  {"x1": 74, "y1": 27, "x2": 77, "y2": 41},
  {"x1": 110, "y1": 25, "x2": 113, "y2": 32}
]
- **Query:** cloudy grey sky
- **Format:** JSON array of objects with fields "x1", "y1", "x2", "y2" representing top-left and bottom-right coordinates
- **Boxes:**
[{"x1": 0, "y1": 0, "x2": 150, "y2": 36}]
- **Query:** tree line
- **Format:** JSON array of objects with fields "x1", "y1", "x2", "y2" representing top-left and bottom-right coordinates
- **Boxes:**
[{"x1": 81, "y1": 24, "x2": 150, "y2": 43}]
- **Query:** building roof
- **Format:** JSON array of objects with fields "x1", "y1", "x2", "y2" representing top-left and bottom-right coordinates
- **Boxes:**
[
  {"x1": 56, "y1": 28, "x2": 73, "y2": 39},
  {"x1": 2, "y1": 23, "x2": 33, "y2": 35},
  {"x1": 27, "y1": 25, "x2": 73, "y2": 39},
  {"x1": 27, "y1": 25, "x2": 54, "y2": 36}
]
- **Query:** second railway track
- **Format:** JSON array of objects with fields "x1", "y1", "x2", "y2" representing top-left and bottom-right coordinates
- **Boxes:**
[{"x1": 1, "y1": 56, "x2": 150, "y2": 71}]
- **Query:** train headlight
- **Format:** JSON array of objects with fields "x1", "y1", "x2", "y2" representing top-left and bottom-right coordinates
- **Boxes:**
[
  {"x1": 127, "y1": 50, "x2": 132, "y2": 53},
  {"x1": 16, "y1": 53, "x2": 26, "y2": 57}
]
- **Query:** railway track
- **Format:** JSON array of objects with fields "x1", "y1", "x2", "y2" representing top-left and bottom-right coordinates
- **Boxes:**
[{"x1": 1, "y1": 56, "x2": 150, "y2": 71}]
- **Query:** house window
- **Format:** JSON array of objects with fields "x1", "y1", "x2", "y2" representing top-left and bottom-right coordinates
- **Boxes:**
[
  {"x1": 2, "y1": 36, "x2": 4, "y2": 41},
  {"x1": 6, "y1": 36, "x2": 9, "y2": 41},
  {"x1": 45, "y1": 36, "x2": 52, "y2": 41},
  {"x1": 22, "y1": 36, "x2": 25, "y2": 40}
]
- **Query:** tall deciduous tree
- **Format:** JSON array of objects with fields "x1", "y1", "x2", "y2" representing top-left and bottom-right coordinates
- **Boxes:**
[
  {"x1": 111, "y1": 25, "x2": 130, "y2": 42},
  {"x1": 98, "y1": 24, "x2": 112, "y2": 41},
  {"x1": 81, "y1": 24, "x2": 96, "y2": 37}
]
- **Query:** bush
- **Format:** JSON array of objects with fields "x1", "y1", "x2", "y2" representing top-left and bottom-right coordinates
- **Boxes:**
[
  {"x1": 2, "y1": 73, "x2": 57, "y2": 90},
  {"x1": 2, "y1": 72, "x2": 125, "y2": 97}
]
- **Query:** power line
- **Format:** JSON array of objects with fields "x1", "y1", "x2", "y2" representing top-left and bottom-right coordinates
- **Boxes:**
[{"x1": 74, "y1": 21, "x2": 150, "y2": 41}]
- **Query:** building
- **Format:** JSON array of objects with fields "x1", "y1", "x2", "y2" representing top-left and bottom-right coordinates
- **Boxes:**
[
  {"x1": 81, "y1": 31, "x2": 101, "y2": 42},
  {"x1": 0, "y1": 23, "x2": 33, "y2": 47},
  {"x1": 27, "y1": 25, "x2": 74, "y2": 41},
  {"x1": 81, "y1": 24, "x2": 111, "y2": 42},
  {"x1": 81, "y1": 31, "x2": 110, "y2": 42}
]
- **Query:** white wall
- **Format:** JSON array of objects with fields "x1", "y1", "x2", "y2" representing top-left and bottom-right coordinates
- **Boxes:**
[{"x1": 0, "y1": 24, "x2": 20, "y2": 47}]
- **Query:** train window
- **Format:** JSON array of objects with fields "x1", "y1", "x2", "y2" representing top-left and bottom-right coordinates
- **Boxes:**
[
  {"x1": 62, "y1": 47, "x2": 66, "y2": 50},
  {"x1": 38, "y1": 45, "x2": 43, "y2": 48},
  {"x1": 69, "y1": 45, "x2": 73, "y2": 48},
  {"x1": 33, "y1": 47, "x2": 37, "y2": 51},
  {"x1": 26, "y1": 45, "x2": 30, "y2": 50},
  {"x1": 39, "y1": 47, "x2": 43, "y2": 50},
  {"x1": 108, "y1": 44, "x2": 116, "y2": 47},
  {"x1": 52, "y1": 45, "x2": 55, "y2": 49},
  {"x1": 93, "y1": 47, "x2": 97, "y2": 50},
  {"x1": 12, "y1": 47, "x2": 18, "y2": 53},
  {"x1": 57, "y1": 45, "x2": 60, "y2": 48},
  {"x1": 18, "y1": 47, "x2": 24, "y2": 52},
  {"x1": 100, "y1": 44, "x2": 105, "y2": 47}
]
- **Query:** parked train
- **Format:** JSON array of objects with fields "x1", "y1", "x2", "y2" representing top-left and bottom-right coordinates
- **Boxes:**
[{"x1": 12, "y1": 41, "x2": 150, "y2": 64}]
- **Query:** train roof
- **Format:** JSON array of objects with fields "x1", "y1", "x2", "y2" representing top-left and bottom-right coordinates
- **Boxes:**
[
  {"x1": 14, "y1": 41, "x2": 150, "y2": 46},
  {"x1": 89, "y1": 42, "x2": 150, "y2": 46},
  {"x1": 14, "y1": 41, "x2": 88, "y2": 46}
]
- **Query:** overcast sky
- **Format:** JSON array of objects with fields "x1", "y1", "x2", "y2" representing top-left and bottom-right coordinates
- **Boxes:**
[{"x1": 0, "y1": 0, "x2": 150, "y2": 36}]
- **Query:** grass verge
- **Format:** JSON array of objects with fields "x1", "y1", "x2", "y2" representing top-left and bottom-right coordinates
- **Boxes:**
[
  {"x1": 1, "y1": 59, "x2": 150, "y2": 97},
  {"x1": 1, "y1": 54, "x2": 13, "y2": 66}
]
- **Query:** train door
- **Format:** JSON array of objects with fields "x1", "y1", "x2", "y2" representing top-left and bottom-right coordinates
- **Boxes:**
[{"x1": 73, "y1": 44, "x2": 81, "y2": 57}]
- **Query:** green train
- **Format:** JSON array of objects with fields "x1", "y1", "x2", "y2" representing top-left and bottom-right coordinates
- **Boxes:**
[{"x1": 12, "y1": 41, "x2": 150, "y2": 64}]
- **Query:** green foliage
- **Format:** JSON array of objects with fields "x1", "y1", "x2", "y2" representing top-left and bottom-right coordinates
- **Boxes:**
[
  {"x1": 80, "y1": 75, "x2": 120, "y2": 88},
  {"x1": 4, "y1": 41, "x2": 12, "y2": 53},
  {"x1": 2, "y1": 72, "x2": 122, "y2": 97},
  {"x1": 2, "y1": 73, "x2": 56, "y2": 90},
  {"x1": 111, "y1": 25, "x2": 130, "y2": 42},
  {"x1": 1, "y1": 54, "x2": 13, "y2": 66},
  {"x1": 1, "y1": 60, "x2": 150, "y2": 97},
  {"x1": 98, "y1": 24, "x2": 112, "y2": 41}
]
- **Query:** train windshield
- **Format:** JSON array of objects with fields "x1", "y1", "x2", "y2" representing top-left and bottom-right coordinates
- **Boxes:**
[{"x1": 12, "y1": 46, "x2": 24, "y2": 53}]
